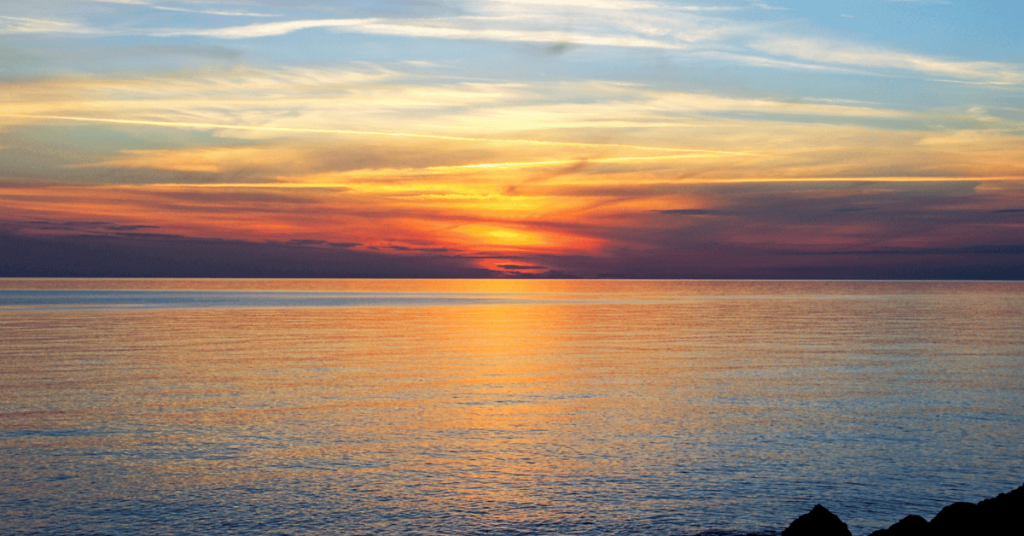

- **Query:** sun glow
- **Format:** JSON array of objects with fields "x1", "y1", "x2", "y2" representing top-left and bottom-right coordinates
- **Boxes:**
[{"x1": 456, "y1": 224, "x2": 550, "y2": 247}]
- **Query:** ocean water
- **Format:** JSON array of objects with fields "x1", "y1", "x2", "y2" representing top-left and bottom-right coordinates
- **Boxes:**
[{"x1": 1, "y1": 279, "x2": 1022, "y2": 536}]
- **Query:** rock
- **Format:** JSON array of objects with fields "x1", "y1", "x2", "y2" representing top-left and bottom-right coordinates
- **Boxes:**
[
  {"x1": 780, "y1": 484, "x2": 1023, "y2": 536},
  {"x1": 868, "y1": 514, "x2": 928, "y2": 536},
  {"x1": 928, "y1": 501, "x2": 978, "y2": 535},
  {"x1": 781, "y1": 504, "x2": 852, "y2": 536},
  {"x1": 973, "y1": 482, "x2": 1024, "y2": 534}
]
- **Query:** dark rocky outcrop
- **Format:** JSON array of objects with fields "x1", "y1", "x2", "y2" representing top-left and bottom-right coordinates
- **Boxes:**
[
  {"x1": 774, "y1": 484, "x2": 1021, "y2": 536},
  {"x1": 863, "y1": 482, "x2": 1022, "y2": 536},
  {"x1": 973, "y1": 483, "x2": 1024, "y2": 534},
  {"x1": 782, "y1": 504, "x2": 852, "y2": 536},
  {"x1": 868, "y1": 514, "x2": 928, "y2": 536},
  {"x1": 928, "y1": 502, "x2": 978, "y2": 536}
]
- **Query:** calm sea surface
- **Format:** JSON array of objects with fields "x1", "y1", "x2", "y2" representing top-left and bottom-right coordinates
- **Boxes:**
[{"x1": 1, "y1": 279, "x2": 1022, "y2": 536}]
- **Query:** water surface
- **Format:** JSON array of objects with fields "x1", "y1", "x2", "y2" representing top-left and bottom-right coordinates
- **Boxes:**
[{"x1": 1, "y1": 279, "x2": 1022, "y2": 535}]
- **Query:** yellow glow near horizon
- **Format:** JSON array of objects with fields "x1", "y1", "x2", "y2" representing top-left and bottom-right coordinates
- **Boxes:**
[{"x1": 456, "y1": 224, "x2": 549, "y2": 247}]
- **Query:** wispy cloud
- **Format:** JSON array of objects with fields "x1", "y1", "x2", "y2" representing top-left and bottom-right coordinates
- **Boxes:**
[
  {"x1": 1, "y1": 64, "x2": 921, "y2": 159},
  {"x1": 85, "y1": 0, "x2": 150, "y2": 4},
  {"x1": 2, "y1": 0, "x2": 1022, "y2": 278},
  {"x1": 754, "y1": 36, "x2": 1024, "y2": 85},
  {"x1": 0, "y1": 15, "x2": 98, "y2": 35},
  {"x1": 484, "y1": 0, "x2": 661, "y2": 9},
  {"x1": 153, "y1": 18, "x2": 370, "y2": 39},
  {"x1": 154, "y1": 17, "x2": 681, "y2": 49},
  {"x1": 11, "y1": 1, "x2": 1021, "y2": 87},
  {"x1": 151, "y1": 6, "x2": 280, "y2": 18},
  {"x1": 138, "y1": 2, "x2": 1024, "y2": 87}
]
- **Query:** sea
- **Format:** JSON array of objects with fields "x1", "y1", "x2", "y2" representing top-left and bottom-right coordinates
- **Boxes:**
[{"x1": 1, "y1": 279, "x2": 1022, "y2": 536}]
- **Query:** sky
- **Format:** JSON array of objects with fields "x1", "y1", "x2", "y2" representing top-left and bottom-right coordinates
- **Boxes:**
[{"x1": 1, "y1": 0, "x2": 1022, "y2": 278}]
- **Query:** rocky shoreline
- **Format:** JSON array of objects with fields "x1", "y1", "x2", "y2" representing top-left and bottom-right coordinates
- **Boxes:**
[{"x1": 776, "y1": 483, "x2": 1022, "y2": 536}]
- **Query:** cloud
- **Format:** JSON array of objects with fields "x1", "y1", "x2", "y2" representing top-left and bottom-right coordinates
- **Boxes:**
[
  {"x1": 753, "y1": 36, "x2": 1024, "y2": 85},
  {"x1": 497, "y1": 264, "x2": 546, "y2": 270},
  {"x1": 484, "y1": 0, "x2": 661, "y2": 10},
  {"x1": 156, "y1": 17, "x2": 681, "y2": 48},
  {"x1": 151, "y1": 6, "x2": 280, "y2": 18},
  {"x1": 0, "y1": 16, "x2": 98, "y2": 35},
  {"x1": 9, "y1": 77, "x2": 1021, "y2": 190},
  {"x1": 3, "y1": 167, "x2": 1023, "y2": 279},
  {"x1": 285, "y1": 239, "x2": 328, "y2": 246},
  {"x1": 639, "y1": 90, "x2": 912, "y2": 118},
  {"x1": 659, "y1": 209, "x2": 727, "y2": 215},
  {"x1": 19, "y1": 220, "x2": 160, "y2": 233},
  {"x1": 0, "y1": 229, "x2": 495, "y2": 278},
  {"x1": 136, "y1": 5, "x2": 1024, "y2": 87},
  {"x1": 2, "y1": 0, "x2": 1022, "y2": 280},
  {"x1": 12, "y1": 1, "x2": 1021, "y2": 90},
  {"x1": 72, "y1": 146, "x2": 297, "y2": 175},
  {"x1": 155, "y1": 18, "x2": 371, "y2": 39}
]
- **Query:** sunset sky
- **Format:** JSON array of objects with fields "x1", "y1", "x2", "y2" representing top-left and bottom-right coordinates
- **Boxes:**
[{"x1": 2, "y1": 0, "x2": 1022, "y2": 278}]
